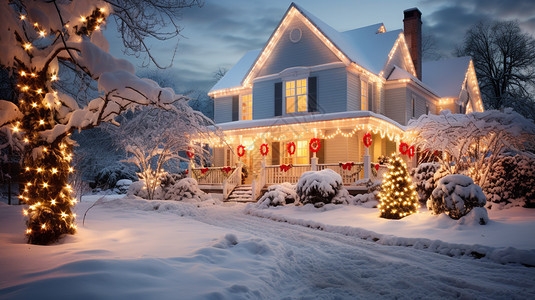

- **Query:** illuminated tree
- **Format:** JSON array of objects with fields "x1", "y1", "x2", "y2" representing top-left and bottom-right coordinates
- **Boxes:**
[
  {"x1": 0, "y1": 0, "x2": 201, "y2": 244},
  {"x1": 377, "y1": 155, "x2": 420, "y2": 219}
]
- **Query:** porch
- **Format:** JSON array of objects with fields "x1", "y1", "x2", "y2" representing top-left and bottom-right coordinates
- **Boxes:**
[{"x1": 191, "y1": 160, "x2": 389, "y2": 202}]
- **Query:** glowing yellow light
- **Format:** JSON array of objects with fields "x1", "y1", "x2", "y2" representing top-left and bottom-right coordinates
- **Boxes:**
[
  {"x1": 95, "y1": 25, "x2": 100, "y2": 30},
  {"x1": 100, "y1": 8, "x2": 105, "y2": 13},
  {"x1": 52, "y1": 168, "x2": 58, "y2": 174},
  {"x1": 39, "y1": 120, "x2": 45, "y2": 125},
  {"x1": 41, "y1": 224, "x2": 46, "y2": 229},
  {"x1": 43, "y1": 182, "x2": 48, "y2": 188},
  {"x1": 36, "y1": 167, "x2": 42, "y2": 172},
  {"x1": 20, "y1": 71, "x2": 26, "y2": 76},
  {"x1": 51, "y1": 199, "x2": 56, "y2": 205},
  {"x1": 31, "y1": 102, "x2": 37, "y2": 108},
  {"x1": 22, "y1": 86, "x2": 29, "y2": 91},
  {"x1": 39, "y1": 30, "x2": 46, "y2": 37},
  {"x1": 26, "y1": 229, "x2": 32, "y2": 234},
  {"x1": 51, "y1": 74, "x2": 58, "y2": 81},
  {"x1": 81, "y1": 16, "x2": 86, "y2": 22},
  {"x1": 24, "y1": 43, "x2": 31, "y2": 50},
  {"x1": 20, "y1": 15, "x2": 26, "y2": 20},
  {"x1": 68, "y1": 167, "x2": 74, "y2": 172},
  {"x1": 36, "y1": 89, "x2": 43, "y2": 94}
]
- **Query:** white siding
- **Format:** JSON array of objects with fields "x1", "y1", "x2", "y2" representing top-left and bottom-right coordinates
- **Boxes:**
[
  {"x1": 312, "y1": 67, "x2": 347, "y2": 114},
  {"x1": 253, "y1": 79, "x2": 279, "y2": 120}
]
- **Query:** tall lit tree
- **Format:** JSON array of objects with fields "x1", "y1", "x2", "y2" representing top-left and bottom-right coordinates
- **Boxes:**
[
  {"x1": 0, "y1": 0, "x2": 201, "y2": 244},
  {"x1": 377, "y1": 155, "x2": 420, "y2": 219}
]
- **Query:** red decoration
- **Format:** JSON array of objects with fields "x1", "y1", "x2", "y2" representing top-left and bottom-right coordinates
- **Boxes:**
[
  {"x1": 363, "y1": 132, "x2": 372, "y2": 148},
  {"x1": 339, "y1": 162, "x2": 355, "y2": 171},
  {"x1": 399, "y1": 142, "x2": 409, "y2": 155},
  {"x1": 185, "y1": 169, "x2": 189, "y2": 175},
  {"x1": 237, "y1": 144, "x2": 246, "y2": 157},
  {"x1": 280, "y1": 164, "x2": 293, "y2": 172},
  {"x1": 221, "y1": 166, "x2": 234, "y2": 174},
  {"x1": 260, "y1": 143, "x2": 269, "y2": 156},
  {"x1": 201, "y1": 168, "x2": 209, "y2": 174},
  {"x1": 287, "y1": 142, "x2": 296, "y2": 156},
  {"x1": 375, "y1": 164, "x2": 380, "y2": 171},
  {"x1": 408, "y1": 146, "x2": 415, "y2": 159},
  {"x1": 309, "y1": 138, "x2": 321, "y2": 153},
  {"x1": 186, "y1": 147, "x2": 194, "y2": 158}
]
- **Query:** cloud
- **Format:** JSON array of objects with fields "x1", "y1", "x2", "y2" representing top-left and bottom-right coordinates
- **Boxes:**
[{"x1": 421, "y1": 0, "x2": 535, "y2": 58}]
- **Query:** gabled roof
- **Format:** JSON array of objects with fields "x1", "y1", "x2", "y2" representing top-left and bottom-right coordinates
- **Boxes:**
[
  {"x1": 209, "y1": 49, "x2": 260, "y2": 93},
  {"x1": 209, "y1": 2, "x2": 410, "y2": 94},
  {"x1": 422, "y1": 56, "x2": 472, "y2": 98}
]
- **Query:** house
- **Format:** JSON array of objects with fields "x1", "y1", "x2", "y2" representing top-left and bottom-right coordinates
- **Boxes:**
[{"x1": 192, "y1": 3, "x2": 484, "y2": 201}]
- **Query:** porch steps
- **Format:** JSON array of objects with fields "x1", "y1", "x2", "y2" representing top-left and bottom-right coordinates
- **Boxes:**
[{"x1": 227, "y1": 184, "x2": 254, "y2": 202}]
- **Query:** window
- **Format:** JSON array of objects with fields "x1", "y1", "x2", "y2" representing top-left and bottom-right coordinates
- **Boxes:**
[
  {"x1": 285, "y1": 79, "x2": 307, "y2": 113},
  {"x1": 361, "y1": 79, "x2": 368, "y2": 111},
  {"x1": 241, "y1": 94, "x2": 252, "y2": 120},
  {"x1": 282, "y1": 140, "x2": 309, "y2": 165}
]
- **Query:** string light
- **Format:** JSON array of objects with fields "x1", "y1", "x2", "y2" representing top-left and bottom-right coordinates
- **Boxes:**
[{"x1": 377, "y1": 155, "x2": 420, "y2": 219}]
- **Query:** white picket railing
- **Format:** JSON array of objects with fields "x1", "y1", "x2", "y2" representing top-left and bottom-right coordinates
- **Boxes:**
[
  {"x1": 192, "y1": 166, "x2": 229, "y2": 184},
  {"x1": 316, "y1": 163, "x2": 363, "y2": 185},
  {"x1": 370, "y1": 164, "x2": 389, "y2": 182},
  {"x1": 223, "y1": 164, "x2": 241, "y2": 200},
  {"x1": 265, "y1": 164, "x2": 312, "y2": 184}
]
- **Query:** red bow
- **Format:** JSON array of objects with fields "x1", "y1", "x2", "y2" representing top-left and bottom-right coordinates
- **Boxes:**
[
  {"x1": 201, "y1": 168, "x2": 209, "y2": 174},
  {"x1": 280, "y1": 164, "x2": 293, "y2": 172},
  {"x1": 221, "y1": 166, "x2": 233, "y2": 174},
  {"x1": 340, "y1": 162, "x2": 354, "y2": 170}
]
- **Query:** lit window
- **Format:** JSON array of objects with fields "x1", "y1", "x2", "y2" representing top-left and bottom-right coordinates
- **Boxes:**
[
  {"x1": 285, "y1": 79, "x2": 307, "y2": 113},
  {"x1": 361, "y1": 79, "x2": 368, "y2": 111},
  {"x1": 282, "y1": 140, "x2": 309, "y2": 165},
  {"x1": 241, "y1": 94, "x2": 252, "y2": 120}
]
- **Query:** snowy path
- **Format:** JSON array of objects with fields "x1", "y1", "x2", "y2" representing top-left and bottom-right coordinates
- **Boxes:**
[
  {"x1": 1, "y1": 198, "x2": 534, "y2": 299},
  {"x1": 194, "y1": 204, "x2": 535, "y2": 299}
]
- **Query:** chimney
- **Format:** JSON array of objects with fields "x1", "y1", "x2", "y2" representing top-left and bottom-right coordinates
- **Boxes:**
[{"x1": 403, "y1": 8, "x2": 422, "y2": 80}]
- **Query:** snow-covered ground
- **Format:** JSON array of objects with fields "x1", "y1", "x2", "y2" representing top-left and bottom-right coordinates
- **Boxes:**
[{"x1": 1, "y1": 195, "x2": 534, "y2": 299}]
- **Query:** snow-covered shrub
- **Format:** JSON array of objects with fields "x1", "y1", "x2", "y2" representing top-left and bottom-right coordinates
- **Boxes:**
[
  {"x1": 297, "y1": 169, "x2": 343, "y2": 208},
  {"x1": 93, "y1": 162, "x2": 138, "y2": 190},
  {"x1": 127, "y1": 177, "x2": 209, "y2": 202},
  {"x1": 114, "y1": 179, "x2": 132, "y2": 194},
  {"x1": 428, "y1": 175, "x2": 487, "y2": 223},
  {"x1": 257, "y1": 183, "x2": 298, "y2": 208},
  {"x1": 410, "y1": 162, "x2": 441, "y2": 203},
  {"x1": 483, "y1": 154, "x2": 535, "y2": 208},
  {"x1": 161, "y1": 178, "x2": 210, "y2": 202}
]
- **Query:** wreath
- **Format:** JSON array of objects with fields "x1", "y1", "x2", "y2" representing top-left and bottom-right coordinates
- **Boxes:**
[
  {"x1": 287, "y1": 142, "x2": 296, "y2": 156},
  {"x1": 407, "y1": 145, "x2": 415, "y2": 159},
  {"x1": 186, "y1": 147, "x2": 194, "y2": 159},
  {"x1": 363, "y1": 132, "x2": 372, "y2": 148},
  {"x1": 399, "y1": 142, "x2": 409, "y2": 155},
  {"x1": 237, "y1": 144, "x2": 246, "y2": 157},
  {"x1": 260, "y1": 143, "x2": 269, "y2": 156},
  {"x1": 309, "y1": 138, "x2": 321, "y2": 153}
]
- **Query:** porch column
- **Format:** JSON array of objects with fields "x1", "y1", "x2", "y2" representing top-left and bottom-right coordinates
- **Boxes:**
[
  {"x1": 188, "y1": 159, "x2": 193, "y2": 178},
  {"x1": 363, "y1": 147, "x2": 371, "y2": 179},
  {"x1": 310, "y1": 156, "x2": 317, "y2": 171}
]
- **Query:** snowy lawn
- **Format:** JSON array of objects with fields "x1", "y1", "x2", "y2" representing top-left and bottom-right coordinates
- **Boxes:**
[
  {"x1": 246, "y1": 204, "x2": 535, "y2": 265},
  {"x1": 1, "y1": 195, "x2": 535, "y2": 299}
]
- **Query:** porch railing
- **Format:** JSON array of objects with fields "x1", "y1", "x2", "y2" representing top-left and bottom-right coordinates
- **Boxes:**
[
  {"x1": 370, "y1": 164, "x2": 389, "y2": 182},
  {"x1": 192, "y1": 166, "x2": 230, "y2": 184},
  {"x1": 316, "y1": 163, "x2": 363, "y2": 185},
  {"x1": 265, "y1": 164, "x2": 312, "y2": 184},
  {"x1": 251, "y1": 164, "x2": 266, "y2": 202},
  {"x1": 223, "y1": 164, "x2": 241, "y2": 200}
]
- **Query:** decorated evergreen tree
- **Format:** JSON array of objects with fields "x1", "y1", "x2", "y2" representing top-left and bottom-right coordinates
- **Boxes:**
[{"x1": 378, "y1": 155, "x2": 420, "y2": 219}]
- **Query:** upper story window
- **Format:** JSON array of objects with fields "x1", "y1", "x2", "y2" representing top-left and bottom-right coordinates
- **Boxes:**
[
  {"x1": 285, "y1": 79, "x2": 307, "y2": 114},
  {"x1": 241, "y1": 94, "x2": 252, "y2": 120},
  {"x1": 361, "y1": 79, "x2": 368, "y2": 111}
]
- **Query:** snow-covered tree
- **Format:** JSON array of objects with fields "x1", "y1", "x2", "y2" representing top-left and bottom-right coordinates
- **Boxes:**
[
  {"x1": 407, "y1": 109, "x2": 535, "y2": 187},
  {"x1": 377, "y1": 155, "x2": 420, "y2": 219},
  {"x1": 114, "y1": 104, "x2": 215, "y2": 200},
  {"x1": 0, "y1": 0, "x2": 200, "y2": 244}
]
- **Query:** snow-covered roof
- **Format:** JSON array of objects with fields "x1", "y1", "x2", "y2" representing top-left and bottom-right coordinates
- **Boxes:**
[
  {"x1": 388, "y1": 65, "x2": 441, "y2": 97},
  {"x1": 422, "y1": 57, "x2": 471, "y2": 98},
  {"x1": 214, "y1": 110, "x2": 406, "y2": 132},
  {"x1": 209, "y1": 3, "x2": 401, "y2": 93},
  {"x1": 209, "y1": 49, "x2": 261, "y2": 93}
]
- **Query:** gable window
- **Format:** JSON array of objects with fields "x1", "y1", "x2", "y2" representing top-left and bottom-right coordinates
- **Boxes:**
[
  {"x1": 282, "y1": 140, "x2": 309, "y2": 165},
  {"x1": 361, "y1": 79, "x2": 368, "y2": 111},
  {"x1": 285, "y1": 79, "x2": 307, "y2": 114},
  {"x1": 241, "y1": 94, "x2": 252, "y2": 120}
]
